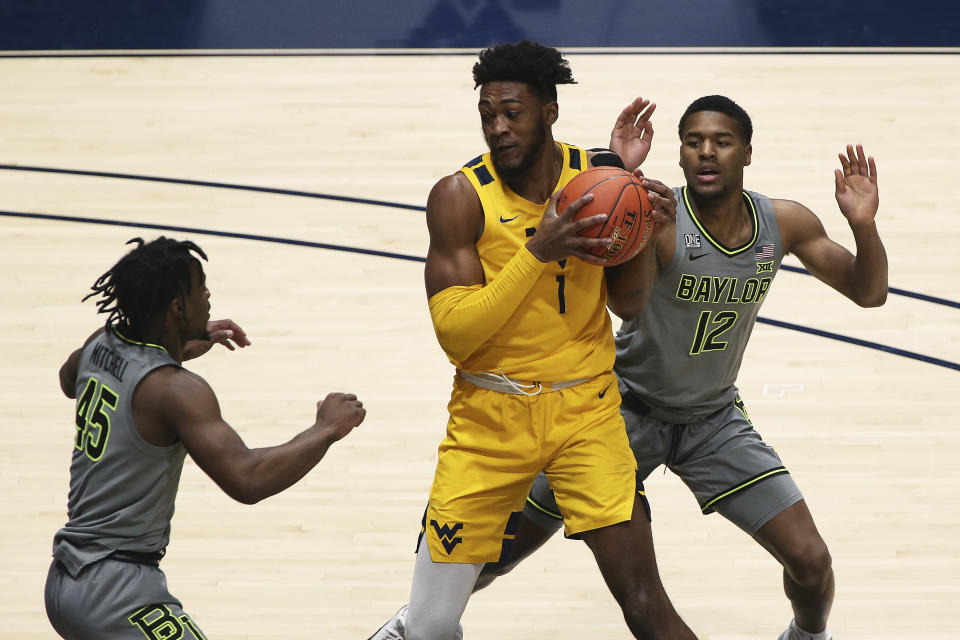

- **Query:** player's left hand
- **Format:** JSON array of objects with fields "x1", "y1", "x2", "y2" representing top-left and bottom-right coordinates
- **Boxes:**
[
  {"x1": 835, "y1": 144, "x2": 879, "y2": 226},
  {"x1": 184, "y1": 319, "x2": 251, "y2": 360},
  {"x1": 634, "y1": 169, "x2": 676, "y2": 233},
  {"x1": 608, "y1": 97, "x2": 656, "y2": 171}
]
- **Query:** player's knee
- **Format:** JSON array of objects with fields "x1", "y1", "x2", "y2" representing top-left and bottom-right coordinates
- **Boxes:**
[{"x1": 784, "y1": 539, "x2": 833, "y2": 587}]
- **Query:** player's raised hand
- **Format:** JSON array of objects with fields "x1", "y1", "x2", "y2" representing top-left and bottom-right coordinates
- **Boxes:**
[
  {"x1": 315, "y1": 392, "x2": 366, "y2": 442},
  {"x1": 183, "y1": 318, "x2": 251, "y2": 360},
  {"x1": 835, "y1": 144, "x2": 879, "y2": 226},
  {"x1": 609, "y1": 97, "x2": 656, "y2": 171},
  {"x1": 526, "y1": 191, "x2": 612, "y2": 265}
]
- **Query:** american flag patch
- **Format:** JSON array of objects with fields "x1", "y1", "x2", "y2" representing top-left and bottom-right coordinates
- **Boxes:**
[{"x1": 755, "y1": 243, "x2": 774, "y2": 260}]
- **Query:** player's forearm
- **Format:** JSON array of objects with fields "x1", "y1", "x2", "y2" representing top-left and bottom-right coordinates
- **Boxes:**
[
  {"x1": 430, "y1": 246, "x2": 546, "y2": 362},
  {"x1": 847, "y1": 221, "x2": 888, "y2": 307},
  {"x1": 605, "y1": 244, "x2": 656, "y2": 320},
  {"x1": 230, "y1": 426, "x2": 338, "y2": 505}
]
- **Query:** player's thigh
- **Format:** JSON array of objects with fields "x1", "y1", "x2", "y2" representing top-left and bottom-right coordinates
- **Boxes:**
[
  {"x1": 45, "y1": 559, "x2": 206, "y2": 640},
  {"x1": 671, "y1": 399, "x2": 802, "y2": 534}
]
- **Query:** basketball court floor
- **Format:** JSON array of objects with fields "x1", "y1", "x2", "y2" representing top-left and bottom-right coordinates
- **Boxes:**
[{"x1": 2, "y1": 50, "x2": 958, "y2": 639}]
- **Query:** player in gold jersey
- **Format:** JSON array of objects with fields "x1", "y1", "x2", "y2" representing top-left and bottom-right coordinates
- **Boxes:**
[{"x1": 369, "y1": 41, "x2": 697, "y2": 640}]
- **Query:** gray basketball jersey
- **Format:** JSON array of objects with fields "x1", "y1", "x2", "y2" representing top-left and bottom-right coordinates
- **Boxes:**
[
  {"x1": 52, "y1": 328, "x2": 186, "y2": 577},
  {"x1": 615, "y1": 187, "x2": 782, "y2": 421}
]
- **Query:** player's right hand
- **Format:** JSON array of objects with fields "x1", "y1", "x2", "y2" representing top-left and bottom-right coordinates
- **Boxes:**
[
  {"x1": 526, "y1": 191, "x2": 612, "y2": 265},
  {"x1": 315, "y1": 392, "x2": 366, "y2": 441}
]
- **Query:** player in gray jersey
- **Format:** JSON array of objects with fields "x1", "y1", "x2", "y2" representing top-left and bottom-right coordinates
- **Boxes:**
[
  {"x1": 46, "y1": 237, "x2": 367, "y2": 640},
  {"x1": 370, "y1": 95, "x2": 887, "y2": 640}
]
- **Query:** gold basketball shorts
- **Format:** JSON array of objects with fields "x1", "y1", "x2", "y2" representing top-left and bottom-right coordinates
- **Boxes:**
[{"x1": 421, "y1": 370, "x2": 636, "y2": 563}]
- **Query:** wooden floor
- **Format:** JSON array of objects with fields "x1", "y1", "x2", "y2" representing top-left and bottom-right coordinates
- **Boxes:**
[{"x1": 2, "y1": 52, "x2": 958, "y2": 639}]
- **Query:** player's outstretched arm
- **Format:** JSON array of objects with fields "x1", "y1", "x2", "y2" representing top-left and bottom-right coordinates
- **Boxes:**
[
  {"x1": 607, "y1": 97, "x2": 656, "y2": 171},
  {"x1": 778, "y1": 145, "x2": 887, "y2": 307},
  {"x1": 146, "y1": 368, "x2": 365, "y2": 504}
]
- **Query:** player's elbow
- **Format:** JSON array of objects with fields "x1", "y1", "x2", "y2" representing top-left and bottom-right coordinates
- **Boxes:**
[{"x1": 855, "y1": 285, "x2": 888, "y2": 308}]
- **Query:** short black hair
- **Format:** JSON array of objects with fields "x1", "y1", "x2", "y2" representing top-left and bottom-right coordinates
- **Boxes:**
[
  {"x1": 472, "y1": 40, "x2": 575, "y2": 103},
  {"x1": 678, "y1": 95, "x2": 753, "y2": 144},
  {"x1": 84, "y1": 236, "x2": 207, "y2": 334}
]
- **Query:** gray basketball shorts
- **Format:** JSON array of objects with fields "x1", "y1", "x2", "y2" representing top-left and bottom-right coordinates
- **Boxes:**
[
  {"x1": 45, "y1": 558, "x2": 207, "y2": 640},
  {"x1": 524, "y1": 395, "x2": 803, "y2": 536}
]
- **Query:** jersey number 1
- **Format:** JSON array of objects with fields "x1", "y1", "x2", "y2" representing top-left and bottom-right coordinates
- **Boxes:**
[{"x1": 75, "y1": 377, "x2": 118, "y2": 462}]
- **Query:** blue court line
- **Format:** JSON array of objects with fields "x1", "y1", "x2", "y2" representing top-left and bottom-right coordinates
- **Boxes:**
[
  {"x1": 0, "y1": 210, "x2": 425, "y2": 263},
  {"x1": 3, "y1": 208, "x2": 958, "y2": 373},
  {"x1": 757, "y1": 317, "x2": 960, "y2": 372},
  {"x1": 2, "y1": 163, "x2": 956, "y2": 311},
  {"x1": 778, "y1": 265, "x2": 959, "y2": 309},
  {"x1": 0, "y1": 164, "x2": 426, "y2": 212}
]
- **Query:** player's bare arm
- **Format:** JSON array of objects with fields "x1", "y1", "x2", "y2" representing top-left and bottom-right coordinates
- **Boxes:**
[
  {"x1": 606, "y1": 96, "x2": 656, "y2": 171},
  {"x1": 526, "y1": 190, "x2": 612, "y2": 265},
  {"x1": 424, "y1": 173, "x2": 487, "y2": 298},
  {"x1": 605, "y1": 175, "x2": 676, "y2": 319},
  {"x1": 136, "y1": 367, "x2": 365, "y2": 504},
  {"x1": 777, "y1": 144, "x2": 887, "y2": 307}
]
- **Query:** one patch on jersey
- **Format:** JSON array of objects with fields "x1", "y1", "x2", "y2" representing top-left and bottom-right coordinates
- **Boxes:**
[
  {"x1": 756, "y1": 260, "x2": 774, "y2": 274},
  {"x1": 684, "y1": 233, "x2": 702, "y2": 248},
  {"x1": 755, "y1": 243, "x2": 774, "y2": 260}
]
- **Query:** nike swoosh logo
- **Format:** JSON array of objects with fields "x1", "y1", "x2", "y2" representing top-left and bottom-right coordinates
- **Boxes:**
[
  {"x1": 598, "y1": 384, "x2": 611, "y2": 399},
  {"x1": 689, "y1": 252, "x2": 710, "y2": 261},
  {"x1": 499, "y1": 215, "x2": 519, "y2": 223}
]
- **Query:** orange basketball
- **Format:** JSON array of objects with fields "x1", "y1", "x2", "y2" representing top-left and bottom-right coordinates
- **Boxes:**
[{"x1": 557, "y1": 166, "x2": 654, "y2": 266}]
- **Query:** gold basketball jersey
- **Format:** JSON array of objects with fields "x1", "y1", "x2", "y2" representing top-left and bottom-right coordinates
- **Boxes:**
[{"x1": 456, "y1": 142, "x2": 615, "y2": 381}]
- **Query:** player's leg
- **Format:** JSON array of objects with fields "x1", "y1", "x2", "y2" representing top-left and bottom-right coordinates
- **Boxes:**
[
  {"x1": 404, "y1": 537, "x2": 479, "y2": 640},
  {"x1": 580, "y1": 498, "x2": 697, "y2": 639},
  {"x1": 45, "y1": 557, "x2": 207, "y2": 640},
  {"x1": 546, "y1": 374, "x2": 696, "y2": 639},
  {"x1": 397, "y1": 377, "x2": 543, "y2": 640},
  {"x1": 671, "y1": 398, "x2": 832, "y2": 638},
  {"x1": 754, "y1": 500, "x2": 834, "y2": 637}
]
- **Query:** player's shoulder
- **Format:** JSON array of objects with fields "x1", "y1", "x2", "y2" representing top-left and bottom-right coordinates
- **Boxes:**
[
  {"x1": 139, "y1": 365, "x2": 214, "y2": 405},
  {"x1": 428, "y1": 172, "x2": 482, "y2": 217}
]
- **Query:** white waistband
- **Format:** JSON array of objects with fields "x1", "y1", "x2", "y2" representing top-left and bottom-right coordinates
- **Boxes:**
[{"x1": 457, "y1": 368, "x2": 595, "y2": 395}]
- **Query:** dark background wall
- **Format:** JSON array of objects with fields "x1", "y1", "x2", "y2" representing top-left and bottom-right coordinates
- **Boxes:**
[{"x1": 1, "y1": 0, "x2": 957, "y2": 50}]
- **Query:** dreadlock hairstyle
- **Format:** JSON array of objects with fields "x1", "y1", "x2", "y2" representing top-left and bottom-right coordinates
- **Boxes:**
[
  {"x1": 83, "y1": 237, "x2": 208, "y2": 335},
  {"x1": 472, "y1": 40, "x2": 575, "y2": 104},
  {"x1": 678, "y1": 95, "x2": 753, "y2": 145}
]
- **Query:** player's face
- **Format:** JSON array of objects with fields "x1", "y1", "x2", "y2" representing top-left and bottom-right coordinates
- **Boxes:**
[
  {"x1": 478, "y1": 81, "x2": 556, "y2": 179},
  {"x1": 182, "y1": 262, "x2": 211, "y2": 340},
  {"x1": 679, "y1": 111, "x2": 752, "y2": 199}
]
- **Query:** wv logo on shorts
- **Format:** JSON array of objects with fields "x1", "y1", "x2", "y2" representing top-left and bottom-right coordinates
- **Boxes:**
[{"x1": 430, "y1": 520, "x2": 463, "y2": 554}]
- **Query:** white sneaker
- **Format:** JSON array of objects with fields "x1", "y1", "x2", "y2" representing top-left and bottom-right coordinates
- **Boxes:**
[
  {"x1": 366, "y1": 603, "x2": 465, "y2": 640},
  {"x1": 777, "y1": 619, "x2": 832, "y2": 640},
  {"x1": 367, "y1": 605, "x2": 408, "y2": 640}
]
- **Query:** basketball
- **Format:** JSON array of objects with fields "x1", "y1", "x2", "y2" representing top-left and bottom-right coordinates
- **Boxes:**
[{"x1": 557, "y1": 166, "x2": 654, "y2": 265}]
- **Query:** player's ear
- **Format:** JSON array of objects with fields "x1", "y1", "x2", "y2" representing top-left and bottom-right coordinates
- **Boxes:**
[
  {"x1": 744, "y1": 143, "x2": 752, "y2": 167},
  {"x1": 169, "y1": 296, "x2": 185, "y2": 321},
  {"x1": 544, "y1": 101, "x2": 558, "y2": 127}
]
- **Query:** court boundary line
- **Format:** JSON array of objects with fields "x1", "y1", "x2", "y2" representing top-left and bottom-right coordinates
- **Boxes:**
[
  {"x1": 4, "y1": 208, "x2": 957, "y2": 373},
  {"x1": 3, "y1": 163, "x2": 955, "y2": 310}
]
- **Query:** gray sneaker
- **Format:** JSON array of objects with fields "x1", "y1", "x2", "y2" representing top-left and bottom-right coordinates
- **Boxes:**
[{"x1": 367, "y1": 605, "x2": 408, "y2": 640}]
